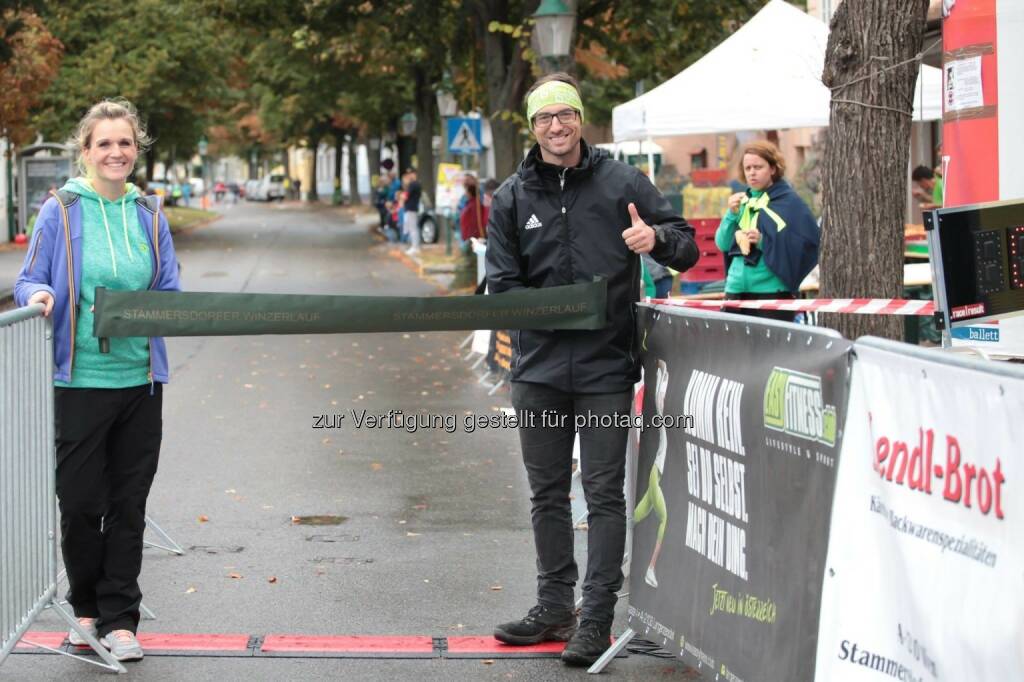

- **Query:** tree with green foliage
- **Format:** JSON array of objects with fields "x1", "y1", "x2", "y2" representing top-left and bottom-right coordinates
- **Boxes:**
[
  {"x1": 0, "y1": 0, "x2": 45, "y2": 63},
  {"x1": 33, "y1": 0, "x2": 232, "y2": 181},
  {"x1": 0, "y1": 7, "x2": 60, "y2": 146},
  {"x1": 575, "y1": 1, "x2": 771, "y2": 126},
  {"x1": 463, "y1": 0, "x2": 773, "y2": 182}
]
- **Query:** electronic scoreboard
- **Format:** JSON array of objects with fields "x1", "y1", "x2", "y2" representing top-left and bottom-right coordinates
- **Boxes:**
[{"x1": 926, "y1": 199, "x2": 1024, "y2": 327}]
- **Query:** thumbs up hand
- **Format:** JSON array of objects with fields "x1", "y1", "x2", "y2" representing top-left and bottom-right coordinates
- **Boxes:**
[{"x1": 622, "y1": 202, "x2": 656, "y2": 254}]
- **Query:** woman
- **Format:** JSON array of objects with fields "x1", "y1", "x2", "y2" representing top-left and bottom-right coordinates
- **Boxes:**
[
  {"x1": 15, "y1": 99, "x2": 180, "y2": 663},
  {"x1": 459, "y1": 178, "x2": 488, "y2": 245},
  {"x1": 715, "y1": 140, "x2": 819, "y2": 322}
]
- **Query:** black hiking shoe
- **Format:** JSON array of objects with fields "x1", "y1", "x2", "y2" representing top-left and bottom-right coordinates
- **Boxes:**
[
  {"x1": 560, "y1": 618, "x2": 612, "y2": 667},
  {"x1": 493, "y1": 605, "x2": 578, "y2": 645}
]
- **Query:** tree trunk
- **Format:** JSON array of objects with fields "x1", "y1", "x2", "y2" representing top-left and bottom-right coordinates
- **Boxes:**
[
  {"x1": 333, "y1": 134, "x2": 344, "y2": 204},
  {"x1": 474, "y1": 0, "x2": 532, "y2": 183},
  {"x1": 307, "y1": 136, "x2": 320, "y2": 202},
  {"x1": 490, "y1": 118, "x2": 521, "y2": 182},
  {"x1": 145, "y1": 147, "x2": 156, "y2": 183},
  {"x1": 413, "y1": 67, "x2": 437, "y2": 209},
  {"x1": 367, "y1": 134, "x2": 381, "y2": 180},
  {"x1": 398, "y1": 134, "x2": 414, "y2": 180},
  {"x1": 247, "y1": 147, "x2": 258, "y2": 180},
  {"x1": 346, "y1": 130, "x2": 362, "y2": 206},
  {"x1": 819, "y1": 0, "x2": 928, "y2": 341}
]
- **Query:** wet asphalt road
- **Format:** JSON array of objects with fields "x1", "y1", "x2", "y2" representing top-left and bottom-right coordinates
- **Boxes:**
[{"x1": 5, "y1": 201, "x2": 700, "y2": 680}]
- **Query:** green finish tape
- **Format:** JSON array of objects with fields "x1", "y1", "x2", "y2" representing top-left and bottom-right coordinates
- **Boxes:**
[{"x1": 93, "y1": 280, "x2": 607, "y2": 339}]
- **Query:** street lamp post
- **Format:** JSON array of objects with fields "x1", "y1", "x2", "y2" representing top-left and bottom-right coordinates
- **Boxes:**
[
  {"x1": 198, "y1": 137, "x2": 209, "y2": 209},
  {"x1": 532, "y1": 0, "x2": 576, "y2": 74},
  {"x1": 5, "y1": 139, "x2": 14, "y2": 242},
  {"x1": 436, "y1": 86, "x2": 459, "y2": 256}
]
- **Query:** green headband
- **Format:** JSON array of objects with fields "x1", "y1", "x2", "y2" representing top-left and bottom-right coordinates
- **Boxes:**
[{"x1": 526, "y1": 81, "x2": 585, "y2": 124}]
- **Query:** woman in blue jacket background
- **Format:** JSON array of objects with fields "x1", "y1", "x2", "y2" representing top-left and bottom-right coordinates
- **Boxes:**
[
  {"x1": 715, "y1": 140, "x2": 819, "y2": 322},
  {"x1": 15, "y1": 99, "x2": 180, "y2": 662}
]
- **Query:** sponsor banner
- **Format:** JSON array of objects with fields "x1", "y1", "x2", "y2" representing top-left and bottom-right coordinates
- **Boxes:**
[
  {"x1": 815, "y1": 342, "x2": 1024, "y2": 681},
  {"x1": 628, "y1": 305, "x2": 851, "y2": 682},
  {"x1": 950, "y1": 316, "x2": 1024, "y2": 359}
]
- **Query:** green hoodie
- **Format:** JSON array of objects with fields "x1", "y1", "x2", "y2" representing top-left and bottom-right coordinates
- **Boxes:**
[
  {"x1": 56, "y1": 178, "x2": 153, "y2": 389},
  {"x1": 714, "y1": 188, "x2": 789, "y2": 294}
]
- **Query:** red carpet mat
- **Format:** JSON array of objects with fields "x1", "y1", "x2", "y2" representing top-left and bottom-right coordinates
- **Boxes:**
[{"x1": 15, "y1": 631, "x2": 620, "y2": 659}]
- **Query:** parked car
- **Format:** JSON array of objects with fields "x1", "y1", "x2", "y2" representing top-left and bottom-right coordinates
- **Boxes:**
[
  {"x1": 418, "y1": 210, "x2": 439, "y2": 244},
  {"x1": 244, "y1": 179, "x2": 260, "y2": 200},
  {"x1": 258, "y1": 174, "x2": 286, "y2": 201},
  {"x1": 385, "y1": 192, "x2": 439, "y2": 245}
]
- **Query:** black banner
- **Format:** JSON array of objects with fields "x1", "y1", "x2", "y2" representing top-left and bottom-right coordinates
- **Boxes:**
[
  {"x1": 92, "y1": 280, "x2": 606, "y2": 338},
  {"x1": 627, "y1": 305, "x2": 851, "y2": 682}
]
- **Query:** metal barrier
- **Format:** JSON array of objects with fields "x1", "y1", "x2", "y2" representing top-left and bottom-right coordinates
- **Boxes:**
[{"x1": 0, "y1": 305, "x2": 124, "y2": 673}]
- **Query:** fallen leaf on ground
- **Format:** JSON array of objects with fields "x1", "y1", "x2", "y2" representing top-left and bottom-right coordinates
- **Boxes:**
[
  {"x1": 370, "y1": 462, "x2": 383, "y2": 471},
  {"x1": 482, "y1": 660, "x2": 495, "y2": 665},
  {"x1": 227, "y1": 572, "x2": 243, "y2": 579},
  {"x1": 490, "y1": 585, "x2": 503, "y2": 591},
  {"x1": 406, "y1": 532, "x2": 421, "y2": 537},
  {"x1": 185, "y1": 586, "x2": 197, "y2": 594},
  {"x1": 268, "y1": 576, "x2": 278, "y2": 584},
  {"x1": 198, "y1": 515, "x2": 209, "y2": 523}
]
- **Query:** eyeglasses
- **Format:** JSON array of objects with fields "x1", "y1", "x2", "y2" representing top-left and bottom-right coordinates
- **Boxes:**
[{"x1": 532, "y1": 109, "x2": 578, "y2": 128}]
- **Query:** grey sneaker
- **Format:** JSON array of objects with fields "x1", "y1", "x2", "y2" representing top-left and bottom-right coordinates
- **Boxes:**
[
  {"x1": 68, "y1": 617, "x2": 97, "y2": 646},
  {"x1": 100, "y1": 629, "x2": 144, "y2": 662}
]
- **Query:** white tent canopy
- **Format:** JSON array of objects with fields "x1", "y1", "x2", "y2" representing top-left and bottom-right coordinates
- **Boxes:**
[{"x1": 613, "y1": 0, "x2": 942, "y2": 141}]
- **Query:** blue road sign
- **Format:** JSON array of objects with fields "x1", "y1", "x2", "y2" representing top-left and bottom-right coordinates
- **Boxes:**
[{"x1": 447, "y1": 118, "x2": 483, "y2": 154}]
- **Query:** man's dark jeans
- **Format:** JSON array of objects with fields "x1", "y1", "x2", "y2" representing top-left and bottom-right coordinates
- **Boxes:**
[{"x1": 510, "y1": 381, "x2": 632, "y2": 623}]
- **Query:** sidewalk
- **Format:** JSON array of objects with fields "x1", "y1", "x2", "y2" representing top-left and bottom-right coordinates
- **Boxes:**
[{"x1": 0, "y1": 242, "x2": 28, "y2": 306}]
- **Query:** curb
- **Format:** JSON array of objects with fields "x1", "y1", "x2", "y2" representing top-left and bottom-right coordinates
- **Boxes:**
[{"x1": 170, "y1": 214, "x2": 222, "y2": 235}]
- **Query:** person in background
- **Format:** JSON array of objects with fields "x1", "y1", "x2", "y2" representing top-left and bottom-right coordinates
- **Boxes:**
[
  {"x1": 487, "y1": 72, "x2": 698, "y2": 668},
  {"x1": 402, "y1": 167, "x2": 422, "y2": 256},
  {"x1": 14, "y1": 98, "x2": 181, "y2": 663},
  {"x1": 641, "y1": 253, "x2": 673, "y2": 298},
  {"x1": 374, "y1": 174, "x2": 390, "y2": 230},
  {"x1": 457, "y1": 173, "x2": 476, "y2": 216},
  {"x1": 482, "y1": 178, "x2": 499, "y2": 209},
  {"x1": 715, "y1": 140, "x2": 819, "y2": 322},
  {"x1": 911, "y1": 165, "x2": 942, "y2": 211},
  {"x1": 459, "y1": 177, "x2": 488, "y2": 246}
]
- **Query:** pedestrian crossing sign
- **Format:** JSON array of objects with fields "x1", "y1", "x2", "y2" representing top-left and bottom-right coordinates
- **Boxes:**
[{"x1": 447, "y1": 118, "x2": 483, "y2": 154}]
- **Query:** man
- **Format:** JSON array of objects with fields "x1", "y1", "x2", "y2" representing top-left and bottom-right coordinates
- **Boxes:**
[
  {"x1": 486, "y1": 73, "x2": 698, "y2": 667},
  {"x1": 911, "y1": 165, "x2": 943, "y2": 210},
  {"x1": 402, "y1": 167, "x2": 422, "y2": 256}
]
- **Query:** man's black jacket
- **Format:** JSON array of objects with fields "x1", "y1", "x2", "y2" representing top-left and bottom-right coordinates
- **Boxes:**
[{"x1": 485, "y1": 141, "x2": 699, "y2": 393}]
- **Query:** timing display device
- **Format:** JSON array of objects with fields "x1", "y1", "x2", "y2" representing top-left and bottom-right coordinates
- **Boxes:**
[{"x1": 926, "y1": 199, "x2": 1024, "y2": 326}]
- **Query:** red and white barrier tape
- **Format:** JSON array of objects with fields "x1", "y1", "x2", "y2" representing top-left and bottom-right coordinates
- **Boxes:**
[{"x1": 650, "y1": 297, "x2": 936, "y2": 316}]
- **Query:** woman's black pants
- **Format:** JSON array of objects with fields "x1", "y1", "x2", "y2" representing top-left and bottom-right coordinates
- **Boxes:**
[{"x1": 54, "y1": 384, "x2": 162, "y2": 637}]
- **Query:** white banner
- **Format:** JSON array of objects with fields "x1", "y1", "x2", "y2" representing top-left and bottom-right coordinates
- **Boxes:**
[{"x1": 815, "y1": 343, "x2": 1024, "y2": 681}]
